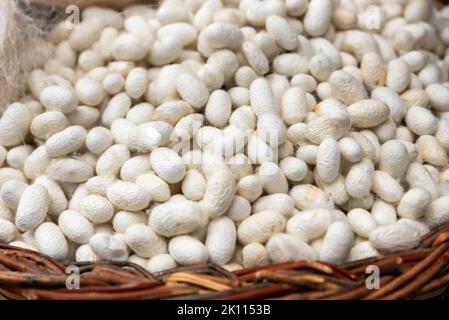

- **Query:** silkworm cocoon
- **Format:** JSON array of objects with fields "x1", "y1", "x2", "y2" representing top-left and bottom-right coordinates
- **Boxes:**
[
  {"x1": 149, "y1": 147, "x2": 185, "y2": 184},
  {"x1": 371, "y1": 199, "x2": 397, "y2": 226},
  {"x1": 249, "y1": 78, "x2": 276, "y2": 116},
  {"x1": 86, "y1": 127, "x2": 113, "y2": 155},
  {"x1": 30, "y1": 112, "x2": 68, "y2": 141},
  {"x1": 122, "y1": 68, "x2": 148, "y2": 100},
  {"x1": 424, "y1": 196, "x2": 449, "y2": 229},
  {"x1": 66, "y1": 106, "x2": 99, "y2": 129},
  {"x1": 106, "y1": 181, "x2": 150, "y2": 211},
  {"x1": 379, "y1": 140, "x2": 409, "y2": 179},
  {"x1": 279, "y1": 157, "x2": 308, "y2": 182},
  {"x1": 150, "y1": 200, "x2": 201, "y2": 237},
  {"x1": 135, "y1": 173, "x2": 171, "y2": 202},
  {"x1": 205, "y1": 216, "x2": 236, "y2": 265},
  {"x1": 436, "y1": 120, "x2": 449, "y2": 152},
  {"x1": 316, "y1": 138, "x2": 340, "y2": 184},
  {"x1": 319, "y1": 221, "x2": 354, "y2": 265},
  {"x1": 305, "y1": 115, "x2": 351, "y2": 144},
  {"x1": 281, "y1": 87, "x2": 307, "y2": 126},
  {"x1": 257, "y1": 113, "x2": 286, "y2": 147},
  {"x1": 75, "y1": 243, "x2": 98, "y2": 262},
  {"x1": 101, "y1": 73, "x2": 124, "y2": 96},
  {"x1": 348, "y1": 241, "x2": 379, "y2": 262},
  {"x1": 196, "y1": 65, "x2": 224, "y2": 92},
  {"x1": 341, "y1": 30, "x2": 380, "y2": 62},
  {"x1": 112, "y1": 210, "x2": 146, "y2": 234},
  {"x1": 425, "y1": 84, "x2": 449, "y2": 112},
  {"x1": 175, "y1": 73, "x2": 209, "y2": 109},
  {"x1": 406, "y1": 163, "x2": 439, "y2": 200},
  {"x1": 224, "y1": 195, "x2": 251, "y2": 222},
  {"x1": 0, "y1": 218, "x2": 16, "y2": 243},
  {"x1": 127, "y1": 123, "x2": 165, "y2": 153},
  {"x1": 39, "y1": 86, "x2": 78, "y2": 114},
  {"x1": 67, "y1": 17, "x2": 103, "y2": 50},
  {"x1": 34, "y1": 222, "x2": 68, "y2": 261},
  {"x1": 258, "y1": 162, "x2": 288, "y2": 195},
  {"x1": 0, "y1": 169, "x2": 26, "y2": 190},
  {"x1": 315, "y1": 174, "x2": 349, "y2": 207},
  {"x1": 149, "y1": 36, "x2": 183, "y2": 66},
  {"x1": 240, "y1": 41, "x2": 269, "y2": 76},
  {"x1": 347, "y1": 208, "x2": 377, "y2": 238},
  {"x1": 47, "y1": 158, "x2": 93, "y2": 183},
  {"x1": 0, "y1": 200, "x2": 13, "y2": 221},
  {"x1": 96, "y1": 144, "x2": 130, "y2": 177},
  {"x1": 400, "y1": 89, "x2": 429, "y2": 109},
  {"x1": 253, "y1": 194, "x2": 294, "y2": 217},
  {"x1": 397, "y1": 187, "x2": 431, "y2": 220},
  {"x1": 290, "y1": 74, "x2": 317, "y2": 92},
  {"x1": 267, "y1": 233, "x2": 317, "y2": 263},
  {"x1": 73, "y1": 77, "x2": 104, "y2": 107},
  {"x1": 359, "y1": 52, "x2": 386, "y2": 90},
  {"x1": 338, "y1": 137, "x2": 363, "y2": 163},
  {"x1": 286, "y1": 208, "x2": 334, "y2": 242},
  {"x1": 120, "y1": 156, "x2": 152, "y2": 183},
  {"x1": 102, "y1": 93, "x2": 132, "y2": 127},
  {"x1": 236, "y1": 174, "x2": 263, "y2": 203},
  {"x1": 227, "y1": 153, "x2": 253, "y2": 180},
  {"x1": 180, "y1": 169, "x2": 206, "y2": 201},
  {"x1": 78, "y1": 195, "x2": 114, "y2": 224},
  {"x1": 200, "y1": 165, "x2": 236, "y2": 218},
  {"x1": 204, "y1": 90, "x2": 232, "y2": 128},
  {"x1": 386, "y1": 59, "x2": 411, "y2": 94},
  {"x1": 290, "y1": 184, "x2": 334, "y2": 211},
  {"x1": 294, "y1": 145, "x2": 317, "y2": 167},
  {"x1": 157, "y1": 22, "x2": 197, "y2": 46},
  {"x1": 237, "y1": 210, "x2": 286, "y2": 245},
  {"x1": 206, "y1": 49, "x2": 239, "y2": 82},
  {"x1": 45, "y1": 126, "x2": 87, "y2": 158},
  {"x1": 202, "y1": 22, "x2": 243, "y2": 49},
  {"x1": 22, "y1": 147, "x2": 49, "y2": 182},
  {"x1": 303, "y1": 0, "x2": 332, "y2": 37},
  {"x1": 5, "y1": 145, "x2": 33, "y2": 170},
  {"x1": 371, "y1": 87, "x2": 407, "y2": 124},
  {"x1": 15, "y1": 184, "x2": 49, "y2": 231},
  {"x1": 126, "y1": 103, "x2": 155, "y2": 126},
  {"x1": 347, "y1": 100, "x2": 390, "y2": 129},
  {"x1": 417, "y1": 135, "x2": 448, "y2": 166},
  {"x1": 369, "y1": 222, "x2": 422, "y2": 252},
  {"x1": 242, "y1": 242, "x2": 269, "y2": 268},
  {"x1": 110, "y1": 119, "x2": 135, "y2": 146},
  {"x1": 124, "y1": 224, "x2": 167, "y2": 258},
  {"x1": 0, "y1": 180, "x2": 28, "y2": 210},
  {"x1": 112, "y1": 33, "x2": 149, "y2": 61},
  {"x1": 58, "y1": 210, "x2": 94, "y2": 244},
  {"x1": 0, "y1": 146, "x2": 6, "y2": 167},
  {"x1": 371, "y1": 170, "x2": 404, "y2": 203},
  {"x1": 89, "y1": 233, "x2": 128, "y2": 261},
  {"x1": 34, "y1": 175, "x2": 67, "y2": 216},
  {"x1": 265, "y1": 15, "x2": 298, "y2": 51},
  {"x1": 374, "y1": 119, "x2": 397, "y2": 143},
  {"x1": 345, "y1": 158, "x2": 375, "y2": 199},
  {"x1": 168, "y1": 235, "x2": 209, "y2": 265},
  {"x1": 146, "y1": 254, "x2": 177, "y2": 273},
  {"x1": 0, "y1": 103, "x2": 33, "y2": 147},
  {"x1": 126, "y1": 255, "x2": 147, "y2": 269},
  {"x1": 229, "y1": 86, "x2": 250, "y2": 109}
]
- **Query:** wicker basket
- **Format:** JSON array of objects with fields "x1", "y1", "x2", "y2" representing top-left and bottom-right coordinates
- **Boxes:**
[{"x1": 1, "y1": 223, "x2": 448, "y2": 300}]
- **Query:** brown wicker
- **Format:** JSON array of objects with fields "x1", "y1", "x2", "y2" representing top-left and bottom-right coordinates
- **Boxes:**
[{"x1": 0, "y1": 223, "x2": 448, "y2": 300}]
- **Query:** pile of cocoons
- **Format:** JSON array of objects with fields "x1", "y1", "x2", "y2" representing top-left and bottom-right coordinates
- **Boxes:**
[{"x1": 2, "y1": 0, "x2": 449, "y2": 273}]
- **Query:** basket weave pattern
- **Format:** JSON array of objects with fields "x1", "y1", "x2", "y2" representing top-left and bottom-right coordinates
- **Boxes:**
[{"x1": 1, "y1": 224, "x2": 448, "y2": 300}]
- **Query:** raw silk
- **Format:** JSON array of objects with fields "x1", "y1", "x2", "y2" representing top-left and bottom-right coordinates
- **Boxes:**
[
  {"x1": 0, "y1": 0, "x2": 56, "y2": 111},
  {"x1": 0, "y1": 0, "x2": 144, "y2": 111}
]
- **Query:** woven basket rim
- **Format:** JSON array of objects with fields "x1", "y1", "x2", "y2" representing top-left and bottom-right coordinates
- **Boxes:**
[{"x1": 1, "y1": 223, "x2": 449, "y2": 300}]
